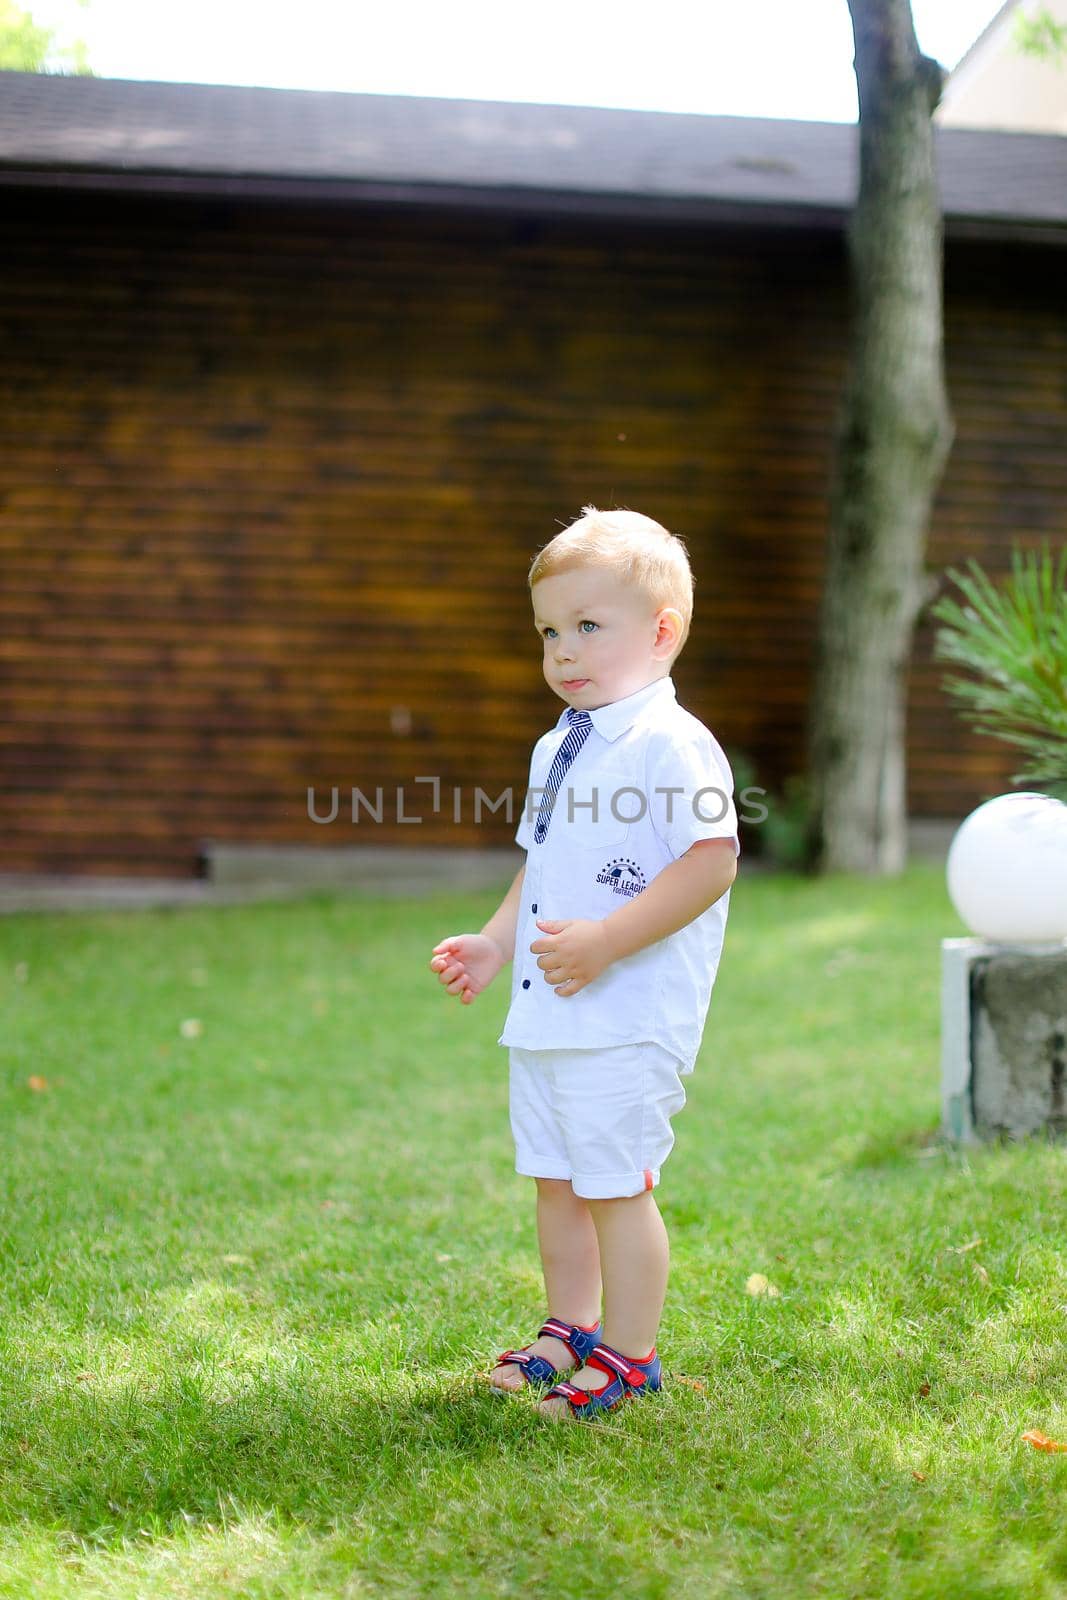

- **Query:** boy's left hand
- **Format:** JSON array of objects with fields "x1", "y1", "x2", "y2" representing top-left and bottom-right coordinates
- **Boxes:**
[{"x1": 530, "y1": 918, "x2": 613, "y2": 997}]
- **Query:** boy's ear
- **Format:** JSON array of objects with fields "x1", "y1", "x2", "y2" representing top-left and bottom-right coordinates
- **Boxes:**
[{"x1": 655, "y1": 607, "x2": 684, "y2": 654}]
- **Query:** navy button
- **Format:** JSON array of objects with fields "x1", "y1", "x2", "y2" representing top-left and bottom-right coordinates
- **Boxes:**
[
  {"x1": 532, "y1": 903, "x2": 538, "y2": 913},
  {"x1": 522, "y1": 979, "x2": 531, "y2": 989}
]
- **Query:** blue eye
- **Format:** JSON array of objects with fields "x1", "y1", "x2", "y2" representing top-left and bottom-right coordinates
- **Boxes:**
[
  {"x1": 579, "y1": 620, "x2": 598, "y2": 634},
  {"x1": 541, "y1": 627, "x2": 557, "y2": 640}
]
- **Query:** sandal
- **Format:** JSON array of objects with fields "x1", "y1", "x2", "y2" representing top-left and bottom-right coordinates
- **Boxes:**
[
  {"x1": 490, "y1": 1316, "x2": 603, "y2": 1389},
  {"x1": 541, "y1": 1338, "x2": 662, "y2": 1418}
]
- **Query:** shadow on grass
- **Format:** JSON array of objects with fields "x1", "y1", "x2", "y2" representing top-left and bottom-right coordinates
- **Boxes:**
[
  {"x1": 5, "y1": 1336, "x2": 1066, "y2": 1600},
  {"x1": 2, "y1": 1365, "x2": 561, "y2": 1547},
  {"x1": 847, "y1": 1123, "x2": 945, "y2": 1171},
  {"x1": 848, "y1": 1123, "x2": 1067, "y2": 1174}
]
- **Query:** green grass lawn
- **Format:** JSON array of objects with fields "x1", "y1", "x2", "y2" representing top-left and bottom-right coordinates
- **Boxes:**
[{"x1": 1, "y1": 862, "x2": 1065, "y2": 1599}]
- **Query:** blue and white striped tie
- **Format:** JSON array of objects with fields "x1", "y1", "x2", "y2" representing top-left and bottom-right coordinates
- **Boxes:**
[{"x1": 533, "y1": 708, "x2": 593, "y2": 844}]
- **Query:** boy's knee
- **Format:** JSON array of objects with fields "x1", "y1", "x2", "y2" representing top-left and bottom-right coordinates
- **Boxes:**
[
  {"x1": 586, "y1": 1187, "x2": 656, "y2": 1209},
  {"x1": 534, "y1": 1176, "x2": 585, "y2": 1200}
]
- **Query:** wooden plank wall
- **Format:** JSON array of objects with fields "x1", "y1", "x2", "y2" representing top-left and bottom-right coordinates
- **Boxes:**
[{"x1": 0, "y1": 190, "x2": 1061, "y2": 876}]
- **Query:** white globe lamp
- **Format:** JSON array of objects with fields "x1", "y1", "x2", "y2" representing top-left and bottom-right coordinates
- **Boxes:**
[{"x1": 946, "y1": 792, "x2": 1067, "y2": 946}]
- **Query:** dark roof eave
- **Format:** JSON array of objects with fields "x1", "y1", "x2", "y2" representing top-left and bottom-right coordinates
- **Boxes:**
[
  {"x1": 0, "y1": 162, "x2": 849, "y2": 228},
  {"x1": 0, "y1": 162, "x2": 1061, "y2": 244}
]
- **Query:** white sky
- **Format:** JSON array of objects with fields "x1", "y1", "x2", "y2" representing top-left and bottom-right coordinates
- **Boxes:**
[{"x1": 31, "y1": 0, "x2": 1008, "y2": 121}]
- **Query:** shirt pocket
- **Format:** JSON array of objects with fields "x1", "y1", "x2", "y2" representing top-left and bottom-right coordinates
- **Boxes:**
[{"x1": 547, "y1": 770, "x2": 632, "y2": 853}]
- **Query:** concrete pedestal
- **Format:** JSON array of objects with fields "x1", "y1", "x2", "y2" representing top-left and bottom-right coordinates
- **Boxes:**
[{"x1": 942, "y1": 937, "x2": 1067, "y2": 1142}]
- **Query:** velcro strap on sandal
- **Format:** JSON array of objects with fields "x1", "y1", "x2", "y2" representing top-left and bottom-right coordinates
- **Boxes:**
[
  {"x1": 546, "y1": 1380, "x2": 590, "y2": 1405},
  {"x1": 496, "y1": 1349, "x2": 535, "y2": 1367},
  {"x1": 587, "y1": 1344, "x2": 648, "y2": 1387},
  {"x1": 539, "y1": 1318, "x2": 581, "y2": 1361}
]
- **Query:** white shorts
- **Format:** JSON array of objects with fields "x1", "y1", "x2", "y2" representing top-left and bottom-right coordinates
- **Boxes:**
[{"x1": 508, "y1": 1041, "x2": 688, "y2": 1200}]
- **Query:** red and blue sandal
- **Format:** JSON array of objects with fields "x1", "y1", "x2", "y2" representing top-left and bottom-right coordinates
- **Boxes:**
[
  {"x1": 541, "y1": 1339, "x2": 663, "y2": 1419},
  {"x1": 490, "y1": 1316, "x2": 603, "y2": 1390}
]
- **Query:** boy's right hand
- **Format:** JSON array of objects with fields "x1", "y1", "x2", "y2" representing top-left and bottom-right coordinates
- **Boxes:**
[{"x1": 429, "y1": 934, "x2": 505, "y2": 1006}]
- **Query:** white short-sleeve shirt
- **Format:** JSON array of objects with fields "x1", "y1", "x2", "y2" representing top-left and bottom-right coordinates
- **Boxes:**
[{"x1": 497, "y1": 675, "x2": 740, "y2": 1075}]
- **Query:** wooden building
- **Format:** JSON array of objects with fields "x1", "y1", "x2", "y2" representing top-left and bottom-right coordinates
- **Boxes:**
[{"x1": 1, "y1": 73, "x2": 1065, "y2": 878}]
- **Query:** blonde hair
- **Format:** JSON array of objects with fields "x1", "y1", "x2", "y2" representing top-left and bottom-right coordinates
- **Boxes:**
[{"x1": 528, "y1": 505, "x2": 694, "y2": 661}]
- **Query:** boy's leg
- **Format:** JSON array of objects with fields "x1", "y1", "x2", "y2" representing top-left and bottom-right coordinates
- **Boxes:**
[
  {"x1": 491, "y1": 1177, "x2": 603, "y2": 1391},
  {"x1": 537, "y1": 1189, "x2": 668, "y2": 1416},
  {"x1": 588, "y1": 1188, "x2": 668, "y2": 1357},
  {"x1": 536, "y1": 1041, "x2": 684, "y2": 1417},
  {"x1": 537, "y1": 1176, "x2": 603, "y2": 1325}
]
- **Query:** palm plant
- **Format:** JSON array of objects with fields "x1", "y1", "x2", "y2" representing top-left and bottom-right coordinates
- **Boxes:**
[{"x1": 930, "y1": 541, "x2": 1067, "y2": 801}]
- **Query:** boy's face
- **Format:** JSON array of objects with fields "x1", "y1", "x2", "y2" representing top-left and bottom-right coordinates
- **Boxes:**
[{"x1": 531, "y1": 567, "x2": 682, "y2": 710}]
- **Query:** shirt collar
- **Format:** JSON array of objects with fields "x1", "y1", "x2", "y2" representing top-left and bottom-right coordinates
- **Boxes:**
[{"x1": 553, "y1": 675, "x2": 676, "y2": 744}]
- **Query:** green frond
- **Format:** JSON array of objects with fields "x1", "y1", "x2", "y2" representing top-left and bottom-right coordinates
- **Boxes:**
[{"x1": 931, "y1": 540, "x2": 1067, "y2": 789}]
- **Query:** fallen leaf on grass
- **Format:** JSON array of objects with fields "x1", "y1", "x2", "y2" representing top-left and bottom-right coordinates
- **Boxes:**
[
  {"x1": 918, "y1": 1382, "x2": 931, "y2": 1397},
  {"x1": 179, "y1": 1018, "x2": 202, "y2": 1038},
  {"x1": 1022, "y1": 1430, "x2": 1067, "y2": 1453},
  {"x1": 745, "y1": 1273, "x2": 780, "y2": 1298},
  {"x1": 27, "y1": 1075, "x2": 48, "y2": 1092},
  {"x1": 673, "y1": 1375, "x2": 707, "y2": 1392},
  {"x1": 912, "y1": 1471, "x2": 927, "y2": 1482}
]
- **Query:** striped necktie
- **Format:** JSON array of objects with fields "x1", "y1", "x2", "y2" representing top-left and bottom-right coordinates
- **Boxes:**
[{"x1": 534, "y1": 708, "x2": 593, "y2": 844}]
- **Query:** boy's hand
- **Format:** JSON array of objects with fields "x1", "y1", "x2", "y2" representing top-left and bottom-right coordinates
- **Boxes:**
[
  {"x1": 530, "y1": 918, "x2": 613, "y2": 998},
  {"x1": 429, "y1": 933, "x2": 505, "y2": 1006}
]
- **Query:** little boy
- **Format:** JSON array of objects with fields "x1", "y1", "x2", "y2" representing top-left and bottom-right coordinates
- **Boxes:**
[{"x1": 429, "y1": 505, "x2": 739, "y2": 1422}]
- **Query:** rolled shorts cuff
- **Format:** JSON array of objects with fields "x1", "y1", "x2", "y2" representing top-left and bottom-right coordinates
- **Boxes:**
[
  {"x1": 571, "y1": 1167, "x2": 659, "y2": 1199},
  {"x1": 509, "y1": 1041, "x2": 686, "y2": 1198},
  {"x1": 515, "y1": 1154, "x2": 573, "y2": 1182}
]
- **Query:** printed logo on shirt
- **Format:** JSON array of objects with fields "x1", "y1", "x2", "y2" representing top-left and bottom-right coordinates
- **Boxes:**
[{"x1": 595, "y1": 857, "x2": 647, "y2": 897}]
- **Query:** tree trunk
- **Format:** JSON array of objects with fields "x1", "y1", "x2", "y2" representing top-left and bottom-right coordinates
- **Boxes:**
[{"x1": 804, "y1": 0, "x2": 954, "y2": 874}]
